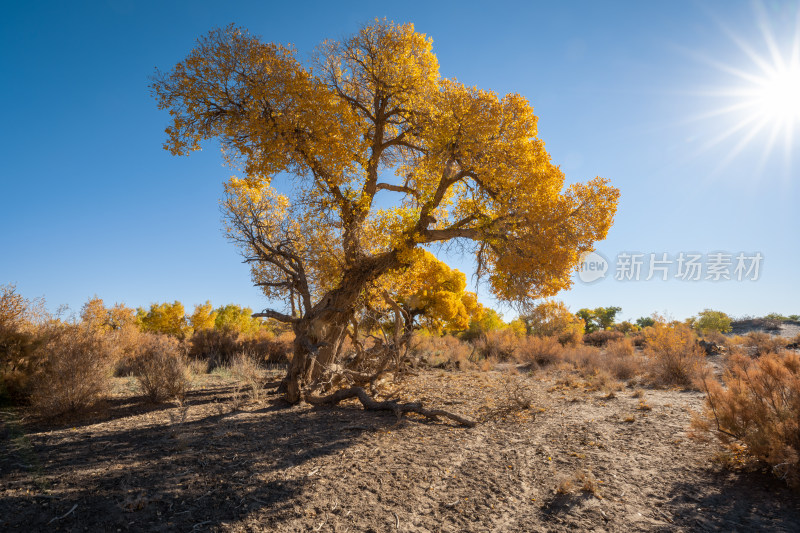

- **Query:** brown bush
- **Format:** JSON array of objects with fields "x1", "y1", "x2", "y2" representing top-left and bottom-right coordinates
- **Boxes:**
[
  {"x1": 474, "y1": 329, "x2": 519, "y2": 361},
  {"x1": 110, "y1": 324, "x2": 148, "y2": 376},
  {"x1": 132, "y1": 334, "x2": 189, "y2": 402},
  {"x1": 603, "y1": 338, "x2": 643, "y2": 380},
  {"x1": 701, "y1": 330, "x2": 730, "y2": 347},
  {"x1": 696, "y1": 351, "x2": 800, "y2": 487},
  {"x1": 188, "y1": 328, "x2": 292, "y2": 369},
  {"x1": 516, "y1": 335, "x2": 564, "y2": 367},
  {"x1": 187, "y1": 328, "x2": 241, "y2": 368},
  {"x1": 583, "y1": 330, "x2": 624, "y2": 347},
  {"x1": 0, "y1": 284, "x2": 47, "y2": 401},
  {"x1": 561, "y1": 344, "x2": 604, "y2": 374},
  {"x1": 644, "y1": 322, "x2": 706, "y2": 387},
  {"x1": 240, "y1": 330, "x2": 293, "y2": 366},
  {"x1": 29, "y1": 323, "x2": 115, "y2": 417},
  {"x1": 740, "y1": 332, "x2": 787, "y2": 357}
]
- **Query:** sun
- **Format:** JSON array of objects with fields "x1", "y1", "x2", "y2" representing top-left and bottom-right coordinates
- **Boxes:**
[
  {"x1": 689, "y1": 2, "x2": 800, "y2": 172},
  {"x1": 752, "y1": 65, "x2": 800, "y2": 124}
]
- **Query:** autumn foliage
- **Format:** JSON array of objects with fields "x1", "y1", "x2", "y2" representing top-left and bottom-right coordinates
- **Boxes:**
[{"x1": 152, "y1": 20, "x2": 619, "y2": 402}]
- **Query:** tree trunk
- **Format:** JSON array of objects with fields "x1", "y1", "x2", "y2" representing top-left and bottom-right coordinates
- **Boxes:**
[
  {"x1": 283, "y1": 284, "x2": 364, "y2": 403},
  {"x1": 280, "y1": 252, "x2": 402, "y2": 403}
]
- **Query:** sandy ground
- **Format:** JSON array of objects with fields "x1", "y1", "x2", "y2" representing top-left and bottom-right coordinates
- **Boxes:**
[{"x1": 2, "y1": 364, "x2": 799, "y2": 532}]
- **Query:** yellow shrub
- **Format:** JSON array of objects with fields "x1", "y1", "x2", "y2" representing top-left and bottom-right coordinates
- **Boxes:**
[{"x1": 644, "y1": 322, "x2": 706, "y2": 387}]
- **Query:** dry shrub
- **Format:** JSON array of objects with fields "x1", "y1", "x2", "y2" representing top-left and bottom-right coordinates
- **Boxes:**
[
  {"x1": 241, "y1": 330, "x2": 293, "y2": 366},
  {"x1": 132, "y1": 334, "x2": 189, "y2": 402},
  {"x1": 516, "y1": 335, "x2": 564, "y2": 367},
  {"x1": 110, "y1": 324, "x2": 148, "y2": 376},
  {"x1": 474, "y1": 329, "x2": 519, "y2": 361},
  {"x1": 701, "y1": 330, "x2": 731, "y2": 348},
  {"x1": 188, "y1": 328, "x2": 292, "y2": 369},
  {"x1": 556, "y1": 468, "x2": 602, "y2": 497},
  {"x1": 583, "y1": 330, "x2": 624, "y2": 347},
  {"x1": 0, "y1": 284, "x2": 48, "y2": 401},
  {"x1": 696, "y1": 351, "x2": 800, "y2": 487},
  {"x1": 557, "y1": 323, "x2": 585, "y2": 346},
  {"x1": 187, "y1": 328, "x2": 240, "y2": 368},
  {"x1": 740, "y1": 331, "x2": 787, "y2": 357},
  {"x1": 644, "y1": 322, "x2": 706, "y2": 387},
  {"x1": 603, "y1": 338, "x2": 643, "y2": 380},
  {"x1": 410, "y1": 333, "x2": 474, "y2": 368},
  {"x1": 29, "y1": 323, "x2": 115, "y2": 417},
  {"x1": 561, "y1": 344, "x2": 603, "y2": 373}
]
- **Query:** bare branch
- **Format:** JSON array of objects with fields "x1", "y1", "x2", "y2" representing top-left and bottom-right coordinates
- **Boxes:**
[{"x1": 305, "y1": 386, "x2": 477, "y2": 427}]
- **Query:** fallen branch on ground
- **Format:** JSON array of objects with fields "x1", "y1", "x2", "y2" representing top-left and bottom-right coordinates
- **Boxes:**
[{"x1": 305, "y1": 386, "x2": 477, "y2": 427}]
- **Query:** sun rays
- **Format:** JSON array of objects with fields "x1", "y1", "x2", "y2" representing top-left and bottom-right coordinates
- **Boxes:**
[{"x1": 687, "y1": 1, "x2": 800, "y2": 177}]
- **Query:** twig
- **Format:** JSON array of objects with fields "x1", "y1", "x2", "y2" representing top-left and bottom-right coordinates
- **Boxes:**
[{"x1": 47, "y1": 503, "x2": 77, "y2": 524}]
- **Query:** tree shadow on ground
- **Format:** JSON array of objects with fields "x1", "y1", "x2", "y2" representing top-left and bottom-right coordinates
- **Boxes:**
[
  {"x1": 0, "y1": 398, "x2": 406, "y2": 531},
  {"x1": 666, "y1": 467, "x2": 800, "y2": 532}
]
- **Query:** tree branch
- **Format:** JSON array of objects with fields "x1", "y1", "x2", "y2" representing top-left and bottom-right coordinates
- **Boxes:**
[
  {"x1": 305, "y1": 386, "x2": 476, "y2": 427},
  {"x1": 376, "y1": 183, "x2": 420, "y2": 198}
]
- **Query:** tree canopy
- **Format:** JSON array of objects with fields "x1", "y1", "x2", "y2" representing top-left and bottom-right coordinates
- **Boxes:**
[{"x1": 152, "y1": 20, "x2": 619, "y2": 402}]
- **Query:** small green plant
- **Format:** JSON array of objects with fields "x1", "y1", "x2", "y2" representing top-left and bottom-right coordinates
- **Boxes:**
[{"x1": 693, "y1": 309, "x2": 732, "y2": 335}]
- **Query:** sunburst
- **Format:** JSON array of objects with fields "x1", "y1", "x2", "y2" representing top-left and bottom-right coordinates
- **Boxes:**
[{"x1": 689, "y1": 2, "x2": 800, "y2": 173}]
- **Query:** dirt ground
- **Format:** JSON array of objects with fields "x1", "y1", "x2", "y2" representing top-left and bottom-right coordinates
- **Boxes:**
[{"x1": 2, "y1": 363, "x2": 800, "y2": 533}]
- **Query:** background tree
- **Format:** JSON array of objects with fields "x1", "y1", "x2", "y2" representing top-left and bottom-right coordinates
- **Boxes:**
[
  {"x1": 189, "y1": 300, "x2": 217, "y2": 332},
  {"x1": 153, "y1": 21, "x2": 619, "y2": 403},
  {"x1": 693, "y1": 309, "x2": 732, "y2": 335},
  {"x1": 522, "y1": 300, "x2": 585, "y2": 342},
  {"x1": 576, "y1": 306, "x2": 621, "y2": 333},
  {"x1": 383, "y1": 249, "x2": 481, "y2": 335},
  {"x1": 136, "y1": 301, "x2": 190, "y2": 339},
  {"x1": 636, "y1": 316, "x2": 655, "y2": 329},
  {"x1": 81, "y1": 297, "x2": 136, "y2": 332},
  {"x1": 214, "y1": 304, "x2": 263, "y2": 335}
]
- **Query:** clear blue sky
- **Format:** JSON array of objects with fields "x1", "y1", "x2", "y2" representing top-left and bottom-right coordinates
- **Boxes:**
[{"x1": 1, "y1": 0, "x2": 798, "y2": 322}]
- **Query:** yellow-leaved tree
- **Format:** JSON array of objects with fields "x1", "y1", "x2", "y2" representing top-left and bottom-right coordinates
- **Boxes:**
[{"x1": 152, "y1": 21, "x2": 618, "y2": 404}]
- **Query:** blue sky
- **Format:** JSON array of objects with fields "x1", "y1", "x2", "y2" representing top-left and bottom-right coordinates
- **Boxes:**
[{"x1": 1, "y1": 0, "x2": 798, "y2": 322}]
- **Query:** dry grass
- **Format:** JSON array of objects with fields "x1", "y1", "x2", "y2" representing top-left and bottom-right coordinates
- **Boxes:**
[
  {"x1": 695, "y1": 350, "x2": 800, "y2": 487},
  {"x1": 229, "y1": 352, "x2": 267, "y2": 404}
]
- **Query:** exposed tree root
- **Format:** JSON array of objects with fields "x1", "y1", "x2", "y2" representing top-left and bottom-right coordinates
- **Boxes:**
[{"x1": 305, "y1": 386, "x2": 477, "y2": 428}]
